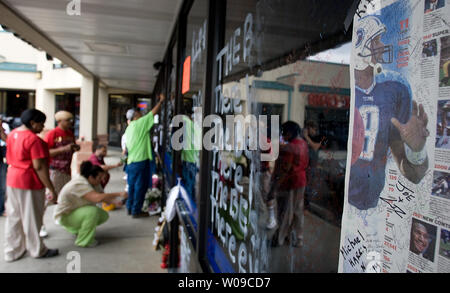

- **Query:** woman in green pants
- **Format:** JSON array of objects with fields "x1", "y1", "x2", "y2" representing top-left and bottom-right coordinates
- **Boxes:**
[{"x1": 53, "y1": 161, "x2": 127, "y2": 247}]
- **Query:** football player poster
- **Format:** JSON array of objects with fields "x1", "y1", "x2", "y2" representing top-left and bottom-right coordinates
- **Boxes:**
[{"x1": 339, "y1": 0, "x2": 450, "y2": 273}]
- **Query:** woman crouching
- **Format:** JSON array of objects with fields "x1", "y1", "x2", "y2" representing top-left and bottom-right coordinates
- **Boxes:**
[{"x1": 53, "y1": 161, "x2": 127, "y2": 247}]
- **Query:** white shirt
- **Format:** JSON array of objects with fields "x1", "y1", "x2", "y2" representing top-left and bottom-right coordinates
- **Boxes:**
[
  {"x1": 121, "y1": 133, "x2": 127, "y2": 151},
  {"x1": 53, "y1": 175, "x2": 96, "y2": 220}
]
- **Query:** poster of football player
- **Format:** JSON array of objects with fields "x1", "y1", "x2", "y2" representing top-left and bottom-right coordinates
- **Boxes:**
[
  {"x1": 339, "y1": 0, "x2": 450, "y2": 273},
  {"x1": 348, "y1": 12, "x2": 429, "y2": 212}
]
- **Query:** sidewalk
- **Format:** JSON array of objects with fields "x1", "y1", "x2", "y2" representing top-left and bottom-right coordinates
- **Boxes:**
[{"x1": 0, "y1": 148, "x2": 166, "y2": 273}]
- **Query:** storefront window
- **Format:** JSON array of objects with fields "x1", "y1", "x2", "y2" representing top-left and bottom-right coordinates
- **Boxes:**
[
  {"x1": 205, "y1": 0, "x2": 354, "y2": 273},
  {"x1": 178, "y1": 0, "x2": 209, "y2": 226},
  {"x1": 0, "y1": 90, "x2": 34, "y2": 129},
  {"x1": 160, "y1": 46, "x2": 177, "y2": 191},
  {"x1": 108, "y1": 94, "x2": 131, "y2": 146}
]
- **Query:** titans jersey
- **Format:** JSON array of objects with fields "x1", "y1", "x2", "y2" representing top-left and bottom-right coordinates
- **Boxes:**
[{"x1": 349, "y1": 80, "x2": 411, "y2": 210}]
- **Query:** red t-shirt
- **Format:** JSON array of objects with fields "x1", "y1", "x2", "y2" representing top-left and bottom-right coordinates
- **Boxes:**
[
  {"x1": 6, "y1": 129, "x2": 49, "y2": 190},
  {"x1": 88, "y1": 153, "x2": 105, "y2": 166},
  {"x1": 277, "y1": 138, "x2": 309, "y2": 189},
  {"x1": 44, "y1": 127, "x2": 75, "y2": 174}
]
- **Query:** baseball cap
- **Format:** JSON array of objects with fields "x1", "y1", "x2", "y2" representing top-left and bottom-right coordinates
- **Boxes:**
[
  {"x1": 55, "y1": 111, "x2": 74, "y2": 122},
  {"x1": 126, "y1": 109, "x2": 136, "y2": 120}
]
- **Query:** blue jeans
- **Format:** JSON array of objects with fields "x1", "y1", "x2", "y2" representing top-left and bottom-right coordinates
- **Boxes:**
[
  {"x1": 126, "y1": 160, "x2": 150, "y2": 215},
  {"x1": 0, "y1": 161, "x2": 7, "y2": 214},
  {"x1": 182, "y1": 161, "x2": 197, "y2": 201},
  {"x1": 149, "y1": 160, "x2": 156, "y2": 188}
]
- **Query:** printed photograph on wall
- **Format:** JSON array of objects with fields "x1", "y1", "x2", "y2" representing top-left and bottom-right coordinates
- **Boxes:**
[
  {"x1": 436, "y1": 100, "x2": 450, "y2": 149},
  {"x1": 424, "y1": 0, "x2": 445, "y2": 14},
  {"x1": 439, "y1": 228, "x2": 450, "y2": 259},
  {"x1": 347, "y1": 4, "x2": 429, "y2": 212},
  {"x1": 409, "y1": 218, "x2": 437, "y2": 262},
  {"x1": 422, "y1": 39, "x2": 437, "y2": 58},
  {"x1": 439, "y1": 36, "x2": 450, "y2": 87},
  {"x1": 431, "y1": 171, "x2": 450, "y2": 199}
]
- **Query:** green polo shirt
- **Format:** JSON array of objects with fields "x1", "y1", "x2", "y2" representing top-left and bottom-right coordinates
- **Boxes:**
[
  {"x1": 125, "y1": 112, "x2": 154, "y2": 164},
  {"x1": 181, "y1": 115, "x2": 201, "y2": 164}
]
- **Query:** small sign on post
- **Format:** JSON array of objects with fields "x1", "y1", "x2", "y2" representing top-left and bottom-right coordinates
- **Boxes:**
[{"x1": 182, "y1": 56, "x2": 191, "y2": 94}]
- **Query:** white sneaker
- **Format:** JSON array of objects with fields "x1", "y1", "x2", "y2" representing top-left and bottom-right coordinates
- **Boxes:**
[
  {"x1": 266, "y1": 217, "x2": 277, "y2": 230},
  {"x1": 39, "y1": 226, "x2": 48, "y2": 238}
]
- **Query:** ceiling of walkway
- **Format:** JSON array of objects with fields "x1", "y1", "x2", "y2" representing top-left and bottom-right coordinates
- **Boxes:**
[
  {"x1": 2, "y1": 0, "x2": 183, "y2": 93},
  {"x1": 1, "y1": 0, "x2": 355, "y2": 94}
]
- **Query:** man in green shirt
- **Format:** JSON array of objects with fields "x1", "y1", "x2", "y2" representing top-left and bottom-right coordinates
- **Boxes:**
[
  {"x1": 181, "y1": 111, "x2": 201, "y2": 201},
  {"x1": 124, "y1": 94, "x2": 165, "y2": 218}
]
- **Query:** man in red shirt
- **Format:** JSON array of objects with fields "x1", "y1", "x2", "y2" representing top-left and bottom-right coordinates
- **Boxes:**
[
  {"x1": 88, "y1": 145, "x2": 123, "y2": 182},
  {"x1": 45, "y1": 111, "x2": 80, "y2": 192},
  {"x1": 4, "y1": 109, "x2": 59, "y2": 262},
  {"x1": 267, "y1": 121, "x2": 308, "y2": 247},
  {"x1": 42, "y1": 111, "x2": 80, "y2": 237}
]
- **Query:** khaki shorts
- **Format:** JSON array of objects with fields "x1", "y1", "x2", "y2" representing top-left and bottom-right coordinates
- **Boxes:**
[{"x1": 46, "y1": 169, "x2": 71, "y2": 204}]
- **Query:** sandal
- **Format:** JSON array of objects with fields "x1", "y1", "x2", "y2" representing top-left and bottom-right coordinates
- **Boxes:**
[{"x1": 38, "y1": 249, "x2": 59, "y2": 258}]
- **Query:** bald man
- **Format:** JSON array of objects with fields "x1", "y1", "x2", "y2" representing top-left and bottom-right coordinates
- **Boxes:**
[
  {"x1": 44, "y1": 111, "x2": 80, "y2": 194},
  {"x1": 41, "y1": 111, "x2": 80, "y2": 237}
]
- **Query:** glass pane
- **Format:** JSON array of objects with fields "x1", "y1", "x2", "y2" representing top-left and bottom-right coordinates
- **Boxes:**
[
  {"x1": 161, "y1": 46, "x2": 177, "y2": 190},
  {"x1": 206, "y1": 0, "x2": 354, "y2": 273},
  {"x1": 178, "y1": 0, "x2": 209, "y2": 226}
]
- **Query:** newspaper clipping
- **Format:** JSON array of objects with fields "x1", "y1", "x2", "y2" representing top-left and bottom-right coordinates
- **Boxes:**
[{"x1": 339, "y1": 0, "x2": 450, "y2": 273}]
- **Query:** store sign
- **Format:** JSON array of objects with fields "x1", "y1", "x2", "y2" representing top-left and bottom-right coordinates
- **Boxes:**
[
  {"x1": 137, "y1": 102, "x2": 148, "y2": 109},
  {"x1": 0, "y1": 62, "x2": 37, "y2": 72},
  {"x1": 182, "y1": 56, "x2": 191, "y2": 94},
  {"x1": 307, "y1": 93, "x2": 350, "y2": 109}
]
